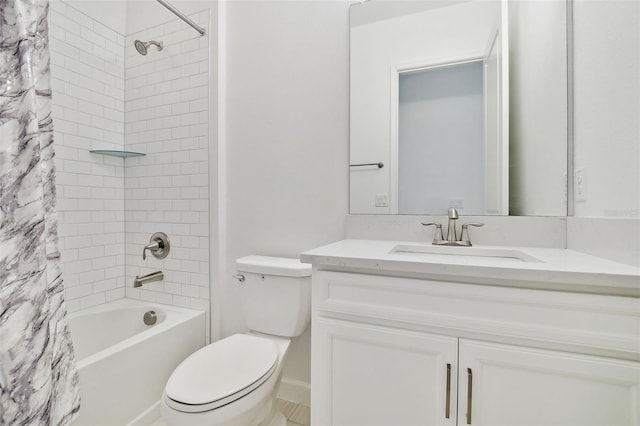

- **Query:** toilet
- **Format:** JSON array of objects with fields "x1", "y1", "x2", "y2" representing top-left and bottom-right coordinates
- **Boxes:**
[{"x1": 160, "y1": 255, "x2": 312, "y2": 426}]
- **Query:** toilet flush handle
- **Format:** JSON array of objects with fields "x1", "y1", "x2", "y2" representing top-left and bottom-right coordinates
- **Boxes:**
[{"x1": 232, "y1": 274, "x2": 245, "y2": 283}]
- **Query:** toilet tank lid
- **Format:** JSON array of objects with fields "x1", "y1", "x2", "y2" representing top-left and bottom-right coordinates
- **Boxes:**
[{"x1": 236, "y1": 255, "x2": 311, "y2": 277}]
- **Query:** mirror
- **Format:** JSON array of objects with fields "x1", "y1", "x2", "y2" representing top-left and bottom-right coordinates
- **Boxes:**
[{"x1": 350, "y1": 0, "x2": 568, "y2": 216}]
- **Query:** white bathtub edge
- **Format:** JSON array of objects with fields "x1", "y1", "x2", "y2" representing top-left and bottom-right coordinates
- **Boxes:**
[
  {"x1": 68, "y1": 298, "x2": 201, "y2": 319},
  {"x1": 72, "y1": 299, "x2": 204, "y2": 369}
]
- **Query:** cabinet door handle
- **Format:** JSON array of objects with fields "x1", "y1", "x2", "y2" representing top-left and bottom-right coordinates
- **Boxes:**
[
  {"x1": 445, "y1": 363, "x2": 451, "y2": 419},
  {"x1": 466, "y1": 368, "x2": 473, "y2": 424}
]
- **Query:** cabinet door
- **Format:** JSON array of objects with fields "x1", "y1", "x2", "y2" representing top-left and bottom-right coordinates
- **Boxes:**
[
  {"x1": 312, "y1": 318, "x2": 458, "y2": 426},
  {"x1": 458, "y1": 339, "x2": 640, "y2": 426}
]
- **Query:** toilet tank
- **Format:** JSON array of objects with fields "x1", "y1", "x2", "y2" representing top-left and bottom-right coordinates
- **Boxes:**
[{"x1": 236, "y1": 256, "x2": 312, "y2": 337}]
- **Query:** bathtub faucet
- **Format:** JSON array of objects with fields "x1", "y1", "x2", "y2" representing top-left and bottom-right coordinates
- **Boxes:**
[{"x1": 133, "y1": 271, "x2": 164, "y2": 288}]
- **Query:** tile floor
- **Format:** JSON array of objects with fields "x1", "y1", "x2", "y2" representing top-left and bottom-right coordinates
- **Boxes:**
[
  {"x1": 275, "y1": 398, "x2": 310, "y2": 426},
  {"x1": 149, "y1": 398, "x2": 310, "y2": 426}
]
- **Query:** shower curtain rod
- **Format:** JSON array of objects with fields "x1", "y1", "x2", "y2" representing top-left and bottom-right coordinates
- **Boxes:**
[{"x1": 156, "y1": 0, "x2": 206, "y2": 36}]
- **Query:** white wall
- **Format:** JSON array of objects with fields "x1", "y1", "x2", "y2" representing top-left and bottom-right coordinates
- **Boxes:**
[
  {"x1": 349, "y1": 1, "x2": 498, "y2": 214},
  {"x1": 508, "y1": 0, "x2": 567, "y2": 216},
  {"x1": 63, "y1": 0, "x2": 127, "y2": 34},
  {"x1": 50, "y1": 0, "x2": 127, "y2": 312},
  {"x1": 566, "y1": 0, "x2": 639, "y2": 266},
  {"x1": 346, "y1": 214, "x2": 567, "y2": 248},
  {"x1": 50, "y1": 1, "x2": 216, "y2": 331},
  {"x1": 573, "y1": 0, "x2": 639, "y2": 217},
  {"x1": 222, "y1": 0, "x2": 350, "y2": 390},
  {"x1": 123, "y1": 10, "x2": 211, "y2": 337},
  {"x1": 567, "y1": 218, "x2": 640, "y2": 267}
]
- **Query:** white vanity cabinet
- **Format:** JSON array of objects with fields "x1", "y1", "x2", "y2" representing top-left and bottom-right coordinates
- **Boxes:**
[
  {"x1": 313, "y1": 318, "x2": 458, "y2": 426},
  {"x1": 309, "y1": 268, "x2": 640, "y2": 426},
  {"x1": 458, "y1": 340, "x2": 640, "y2": 426}
]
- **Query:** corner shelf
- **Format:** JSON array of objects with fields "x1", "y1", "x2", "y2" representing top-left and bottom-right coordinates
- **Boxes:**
[{"x1": 89, "y1": 150, "x2": 146, "y2": 158}]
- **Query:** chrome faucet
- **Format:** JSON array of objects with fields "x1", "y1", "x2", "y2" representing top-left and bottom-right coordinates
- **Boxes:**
[
  {"x1": 421, "y1": 208, "x2": 484, "y2": 246},
  {"x1": 445, "y1": 207, "x2": 458, "y2": 243},
  {"x1": 133, "y1": 271, "x2": 164, "y2": 288}
]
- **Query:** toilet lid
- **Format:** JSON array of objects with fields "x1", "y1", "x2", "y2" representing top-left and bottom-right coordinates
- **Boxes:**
[{"x1": 165, "y1": 334, "x2": 279, "y2": 411}]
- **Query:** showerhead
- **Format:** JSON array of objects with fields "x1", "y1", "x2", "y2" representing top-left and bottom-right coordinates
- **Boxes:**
[
  {"x1": 134, "y1": 40, "x2": 147, "y2": 55},
  {"x1": 134, "y1": 40, "x2": 163, "y2": 56}
]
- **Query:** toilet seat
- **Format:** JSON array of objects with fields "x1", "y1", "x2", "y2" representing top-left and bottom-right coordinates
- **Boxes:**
[{"x1": 164, "y1": 334, "x2": 279, "y2": 413}]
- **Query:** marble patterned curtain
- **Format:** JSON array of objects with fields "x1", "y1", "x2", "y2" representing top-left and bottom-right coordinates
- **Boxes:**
[{"x1": 0, "y1": 0, "x2": 80, "y2": 424}]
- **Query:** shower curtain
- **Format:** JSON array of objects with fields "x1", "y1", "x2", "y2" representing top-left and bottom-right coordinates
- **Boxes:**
[{"x1": 0, "y1": 0, "x2": 80, "y2": 424}]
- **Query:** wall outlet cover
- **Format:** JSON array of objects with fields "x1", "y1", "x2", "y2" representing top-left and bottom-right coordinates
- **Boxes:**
[{"x1": 375, "y1": 194, "x2": 389, "y2": 207}]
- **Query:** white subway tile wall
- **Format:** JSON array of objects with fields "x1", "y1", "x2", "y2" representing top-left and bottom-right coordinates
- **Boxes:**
[
  {"x1": 123, "y1": 11, "x2": 210, "y2": 337},
  {"x1": 49, "y1": 1, "x2": 210, "y2": 334},
  {"x1": 50, "y1": 0, "x2": 127, "y2": 313}
]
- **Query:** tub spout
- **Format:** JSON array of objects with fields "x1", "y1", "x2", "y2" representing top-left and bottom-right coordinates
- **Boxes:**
[{"x1": 133, "y1": 271, "x2": 164, "y2": 288}]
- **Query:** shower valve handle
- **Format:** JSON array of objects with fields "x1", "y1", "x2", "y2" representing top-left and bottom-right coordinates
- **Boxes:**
[{"x1": 142, "y1": 232, "x2": 170, "y2": 260}]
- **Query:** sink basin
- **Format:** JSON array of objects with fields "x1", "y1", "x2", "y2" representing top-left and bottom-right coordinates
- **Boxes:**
[{"x1": 389, "y1": 244, "x2": 543, "y2": 263}]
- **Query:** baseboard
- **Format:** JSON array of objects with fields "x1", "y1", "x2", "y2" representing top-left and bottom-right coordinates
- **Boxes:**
[
  {"x1": 127, "y1": 401, "x2": 160, "y2": 426},
  {"x1": 277, "y1": 378, "x2": 311, "y2": 407}
]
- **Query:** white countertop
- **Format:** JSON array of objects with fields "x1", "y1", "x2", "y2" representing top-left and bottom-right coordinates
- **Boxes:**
[{"x1": 300, "y1": 239, "x2": 640, "y2": 296}]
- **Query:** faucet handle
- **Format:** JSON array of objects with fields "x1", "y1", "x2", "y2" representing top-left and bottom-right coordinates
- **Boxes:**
[
  {"x1": 142, "y1": 241, "x2": 160, "y2": 260},
  {"x1": 421, "y1": 222, "x2": 444, "y2": 244},
  {"x1": 142, "y1": 232, "x2": 170, "y2": 260},
  {"x1": 459, "y1": 222, "x2": 484, "y2": 246}
]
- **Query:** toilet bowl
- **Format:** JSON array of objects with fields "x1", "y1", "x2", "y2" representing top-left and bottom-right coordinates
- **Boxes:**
[
  {"x1": 161, "y1": 256, "x2": 311, "y2": 426},
  {"x1": 161, "y1": 333, "x2": 291, "y2": 426}
]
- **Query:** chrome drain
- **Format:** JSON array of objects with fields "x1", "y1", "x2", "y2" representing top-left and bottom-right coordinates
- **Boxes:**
[{"x1": 143, "y1": 310, "x2": 157, "y2": 326}]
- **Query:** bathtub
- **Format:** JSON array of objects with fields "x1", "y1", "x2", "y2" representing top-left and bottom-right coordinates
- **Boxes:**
[{"x1": 68, "y1": 299, "x2": 205, "y2": 425}]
